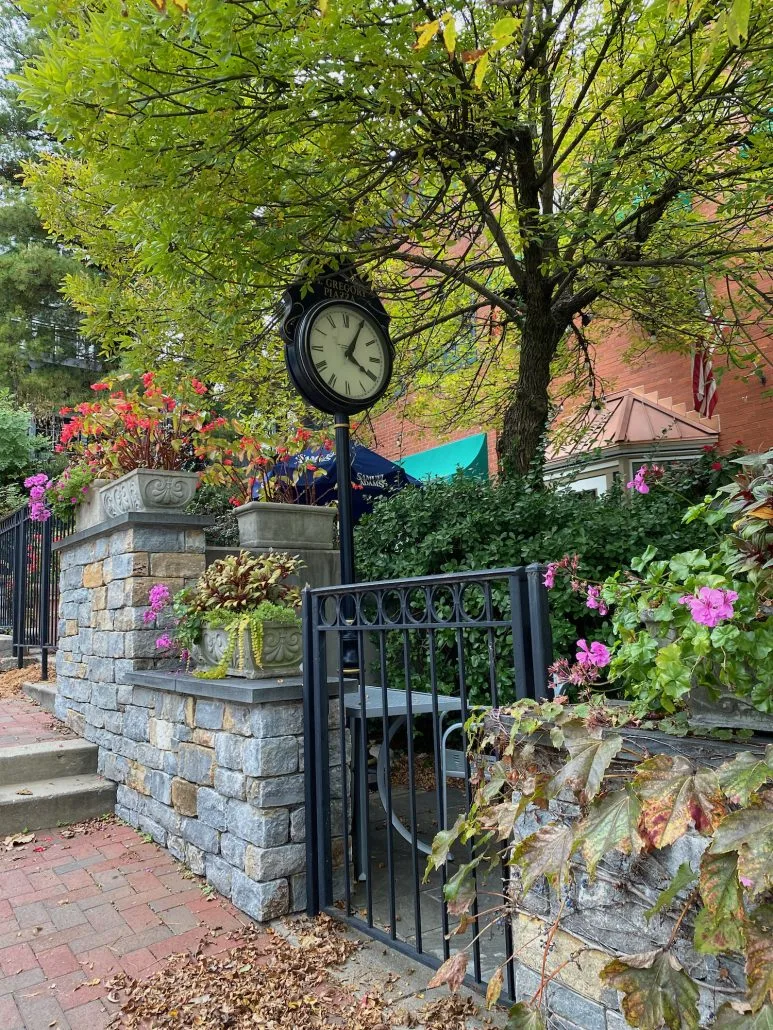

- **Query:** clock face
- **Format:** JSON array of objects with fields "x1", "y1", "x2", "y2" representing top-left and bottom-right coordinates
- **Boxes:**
[{"x1": 304, "y1": 303, "x2": 390, "y2": 405}]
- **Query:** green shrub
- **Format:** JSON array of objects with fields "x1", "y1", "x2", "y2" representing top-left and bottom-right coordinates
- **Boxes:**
[{"x1": 355, "y1": 475, "x2": 715, "y2": 702}]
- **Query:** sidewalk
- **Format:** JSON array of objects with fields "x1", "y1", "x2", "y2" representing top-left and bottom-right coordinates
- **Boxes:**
[
  {"x1": 0, "y1": 695, "x2": 72, "y2": 750},
  {"x1": 1, "y1": 818, "x2": 501, "y2": 1030}
]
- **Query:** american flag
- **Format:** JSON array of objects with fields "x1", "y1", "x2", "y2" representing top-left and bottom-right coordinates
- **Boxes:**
[{"x1": 692, "y1": 338, "x2": 718, "y2": 417}]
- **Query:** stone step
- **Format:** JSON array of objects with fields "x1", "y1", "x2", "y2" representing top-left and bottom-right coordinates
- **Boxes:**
[
  {"x1": 22, "y1": 680, "x2": 57, "y2": 714},
  {"x1": 0, "y1": 775, "x2": 116, "y2": 835},
  {"x1": 0, "y1": 740, "x2": 98, "y2": 787},
  {"x1": 0, "y1": 654, "x2": 40, "y2": 674}
]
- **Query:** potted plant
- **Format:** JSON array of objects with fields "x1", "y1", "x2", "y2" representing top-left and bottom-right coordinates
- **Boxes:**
[
  {"x1": 202, "y1": 424, "x2": 337, "y2": 551},
  {"x1": 27, "y1": 373, "x2": 223, "y2": 525},
  {"x1": 545, "y1": 461, "x2": 773, "y2": 732},
  {"x1": 148, "y1": 550, "x2": 305, "y2": 679}
]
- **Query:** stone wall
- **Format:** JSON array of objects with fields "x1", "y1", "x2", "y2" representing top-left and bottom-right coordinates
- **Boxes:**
[{"x1": 54, "y1": 511, "x2": 348, "y2": 922}]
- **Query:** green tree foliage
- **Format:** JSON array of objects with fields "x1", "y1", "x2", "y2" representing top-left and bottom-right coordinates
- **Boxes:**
[
  {"x1": 13, "y1": 0, "x2": 773, "y2": 470},
  {"x1": 0, "y1": 389, "x2": 48, "y2": 493},
  {"x1": 0, "y1": 1, "x2": 100, "y2": 414}
]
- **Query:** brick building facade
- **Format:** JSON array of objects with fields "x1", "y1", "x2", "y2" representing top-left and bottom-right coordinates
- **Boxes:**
[{"x1": 370, "y1": 332, "x2": 773, "y2": 475}]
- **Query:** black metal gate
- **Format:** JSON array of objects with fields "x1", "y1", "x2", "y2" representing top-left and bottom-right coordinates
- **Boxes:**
[
  {"x1": 0, "y1": 506, "x2": 71, "y2": 680},
  {"x1": 302, "y1": 565, "x2": 551, "y2": 1001}
]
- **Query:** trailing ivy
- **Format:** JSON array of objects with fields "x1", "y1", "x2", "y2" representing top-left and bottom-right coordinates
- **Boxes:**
[
  {"x1": 194, "y1": 602, "x2": 301, "y2": 680},
  {"x1": 425, "y1": 699, "x2": 773, "y2": 1030}
]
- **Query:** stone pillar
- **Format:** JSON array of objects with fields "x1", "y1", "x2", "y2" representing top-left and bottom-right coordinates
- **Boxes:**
[
  {"x1": 54, "y1": 508, "x2": 350, "y2": 923},
  {"x1": 55, "y1": 513, "x2": 209, "y2": 736}
]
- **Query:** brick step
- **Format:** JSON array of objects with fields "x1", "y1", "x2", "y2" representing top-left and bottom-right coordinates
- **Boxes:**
[
  {"x1": 0, "y1": 774, "x2": 116, "y2": 835},
  {"x1": 22, "y1": 680, "x2": 57, "y2": 714},
  {"x1": 0, "y1": 740, "x2": 98, "y2": 787}
]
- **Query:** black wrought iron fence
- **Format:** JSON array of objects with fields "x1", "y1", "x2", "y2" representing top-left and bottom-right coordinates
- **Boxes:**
[
  {"x1": 0, "y1": 505, "x2": 73, "y2": 680},
  {"x1": 302, "y1": 565, "x2": 552, "y2": 1004}
]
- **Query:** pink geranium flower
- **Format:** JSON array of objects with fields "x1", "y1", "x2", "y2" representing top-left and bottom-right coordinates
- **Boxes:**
[
  {"x1": 576, "y1": 639, "x2": 611, "y2": 668},
  {"x1": 586, "y1": 585, "x2": 609, "y2": 616},
  {"x1": 679, "y1": 587, "x2": 738, "y2": 628}
]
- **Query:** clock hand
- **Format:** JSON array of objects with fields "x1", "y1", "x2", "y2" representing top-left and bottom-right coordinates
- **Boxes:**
[
  {"x1": 344, "y1": 320, "x2": 365, "y2": 360},
  {"x1": 348, "y1": 354, "x2": 370, "y2": 376}
]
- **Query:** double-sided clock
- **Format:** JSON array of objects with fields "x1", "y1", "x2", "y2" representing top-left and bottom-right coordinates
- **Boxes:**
[{"x1": 281, "y1": 265, "x2": 393, "y2": 416}]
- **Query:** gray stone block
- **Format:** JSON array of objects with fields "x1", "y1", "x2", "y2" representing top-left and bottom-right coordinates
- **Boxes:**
[
  {"x1": 123, "y1": 706, "x2": 150, "y2": 742},
  {"x1": 92, "y1": 682, "x2": 118, "y2": 711},
  {"x1": 178, "y1": 743, "x2": 215, "y2": 785},
  {"x1": 195, "y1": 700, "x2": 224, "y2": 730},
  {"x1": 117, "y1": 683, "x2": 134, "y2": 705},
  {"x1": 290, "y1": 873, "x2": 307, "y2": 913},
  {"x1": 206, "y1": 854, "x2": 233, "y2": 899},
  {"x1": 214, "y1": 733, "x2": 245, "y2": 771},
  {"x1": 140, "y1": 795, "x2": 181, "y2": 835},
  {"x1": 58, "y1": 677, "x2": 91, "y2": 702},
  {"x1": 226, "y1": 801, "x2": 289, "y2": 847},
  {"x1": 87, "y1": 656, "x2": 115, "y2": 684},
  {"x1": 116, "y1": 784, "x2": 140, "y2": 811},
  {"x1": 107, "y1": 580, "x2": 126, "y2": 609},
  {"x1": 243, "y1": 736, "x2": 298, "y2": 777},
  {"x1": 231, "y1": 871, "x2": 289, "y2": 922},
  {"x1": 185, "y1": 842, "x2": 206, "y2": 876},
  {"x1": 245, "y1": 843, "x2": 305, "y2": 881},
  {"x1": 290, "y1": 807, "x2": 305, "y2": 843},
  {"x1": 107, "y1": 632, "x2": 126, "y2": 658},
  {"x1": 223, "y1": 703, "x2": 251, "y2": 735},
  {"x1": 148, "y1": 769, "x2": 173, "y2": 805},
  {"x1": 158, "y1": 693, "x2": 187, "y2": 722},
  {"x1": 606, "y1": 1013, "x2": 633, "y2": 1030},
  {"x1": 138, "y1": 814, "x2": 167, "y2": 847},
  {"x1": 548, "y1": 984, "x2": 606, "y2": 1030},
  {"x1": 198, "y1": 787, "x2": 228, "y2": 830},
  {"x1": 127, "y1": 526, "x2": 185, "y2": 552},
  {"x1": 516, "y1": 964, "x2": 542, "y2": 1003},
  {"x1": 221, "y1": 833, "x2": 247, "y2": 870},
  {"x1": 167, "y1": 834, "x2": 186, "y2": 863},
  {"x1": 247, "y1": 774, "x2": 305, "y2": 809},
  {"x1": 84, "y1": 704, "x2": 105, "y2": 729},
  {"x1": 115, "y1": 660, "x2": 142, "y2": 686},
  {"x1": 135, "y1": 743, "x2": 164, "y2": 771},
  {"x1": 180, "y1": 816, "x2": 220, "y2": 854},
  {"x1": 99, "y1": 751, "x2": 129, "y2": 783},
  {"x1": 251, "y1": 703, "x2": 303, "y2": 739},
  {"x1": 214, "y1": 768, "x2": 246, "y2": 800},
  {"x1": 103, "y1": 710, "x2": 124, "y2": 735}
]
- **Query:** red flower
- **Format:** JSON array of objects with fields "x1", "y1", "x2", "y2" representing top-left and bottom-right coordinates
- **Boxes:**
[
  {"x1": 702, "y1": 445, "x2": 716, "y2": 453},
  {"x1": 323, "y1": 438, "x2": 333, "y2": 451},
  {"x1": 191, "y1": 378, "x2": 208, "y2": 396},
  {"x1": 90, "y1": 382, "x2": 110, "y2": 391},
  {"x1": 711, "y1": 461, "x2": 722, "y2": 470},
  {"x1": 142, "y1": 372, "x2": 155, "y2": 388},
  {"x1": 59, "y1": 406, "x2": 72, "y2": 415},
  {"x1": 735, "y1": 439, "x2": 744, "y2": 445}
]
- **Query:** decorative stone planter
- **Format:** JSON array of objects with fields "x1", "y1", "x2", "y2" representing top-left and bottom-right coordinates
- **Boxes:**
[
  {"x1": 100, "y1": 469, "x2": 199, "y2": 519},
  {"x1": 73, "y1": 480, "x2": 109, "y2": 533},
  {"x1": 688, "y1": 685, "x2": 773, "y2": 734},
  {"x1": 234, "y1": 500, "x2": 336, "y2": 551},
  {"x1": 192, "y1": 620, "x2": 303, "y2": 679}
]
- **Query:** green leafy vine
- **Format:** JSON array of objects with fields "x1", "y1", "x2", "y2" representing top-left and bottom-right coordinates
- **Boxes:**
[{"x1": 426, "y1": 699, "x2": 773, "y2": 1030}]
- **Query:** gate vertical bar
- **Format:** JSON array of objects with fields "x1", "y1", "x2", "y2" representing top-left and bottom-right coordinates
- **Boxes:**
[
  {"x1": 39, "y1": 516, "x2": 52, "y2": 681},
  {"x1": 301, "y1": 588, "x2": 320, "y2": 916},
  {"x1": 526, "y1": 563, "x2": 552, "y2": 699},
  {"x1": 12, "y1": 509, "x2": 27, "y2": 667}
]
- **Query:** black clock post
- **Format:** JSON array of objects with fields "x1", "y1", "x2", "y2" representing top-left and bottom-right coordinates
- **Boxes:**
[{"x1": 280, "y1": 262, "x2": 393, "y2": 677}]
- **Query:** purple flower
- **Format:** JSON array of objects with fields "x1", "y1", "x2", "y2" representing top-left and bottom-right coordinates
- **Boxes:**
[
  {"x1": 29, "y1": 501, "x2": 51, "y2": 522},
  {"x1": 24, "y1": 473, "x2": 50, "y2": 488},
  {"x1": 148, "y1": 583, "x2": 172, "y2": 611},
  {"x1": 142, "y1": 609, "x2": 156, "y2": 624},
  {"x1": 543, "y1": 563, "x2": 557, "y2": 588},
  {"x1": 576, "y1": 639, "x2": 611, "y2": 668},
  {"x1": 586, "y1": 585, "x2": 609, "y2": 616},
  {"x1": 155, "y1": 633, "x2": 174, "y2": 650},
  {"x1": 626, "y1": 466, "x2": 650, "y2": 494},
  {"x1": 678, "y1": 587, "x2": 739, "y2": 628}
]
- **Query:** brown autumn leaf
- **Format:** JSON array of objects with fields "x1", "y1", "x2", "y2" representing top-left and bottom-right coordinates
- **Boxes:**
[
  {"x1": 745, "y1": 905, "x2": 773, "y2": 1011},
  {"x1": 634, "y1": 755, "x2": 725, "y2": 848},
  {"x1": 601, "y1": 950, "x2": 699, "y2": 1030},
  {"x1": 428, "y1": 951, "x2": 468, "y2": 993},
  {"x1": 486, "y1": 967, "x2": 504, "y2": 1010}
]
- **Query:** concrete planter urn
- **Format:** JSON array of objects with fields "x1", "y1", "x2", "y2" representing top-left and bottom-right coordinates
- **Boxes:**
[
  {"x1": 235, "y1": 500, "x2": 336, "y2": 550},
  {"x1": 100, "y1": 468, "x2": 199, "y2": 519},
  {"x1": 73, "y1": 480, "x2": 109, "y2": 533},
  {"x1": 192, "y1": 619, "x2": 302, "y2": 679}
]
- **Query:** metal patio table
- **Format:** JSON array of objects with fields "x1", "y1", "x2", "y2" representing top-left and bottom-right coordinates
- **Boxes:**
[{"x1": 344, "y1": 686, "x2": 463, "y2": 880}]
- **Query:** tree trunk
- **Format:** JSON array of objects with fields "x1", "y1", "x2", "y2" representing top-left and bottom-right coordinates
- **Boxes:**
[{"x1": 498, "y1": 312, "x2": 562, "y2": 479}]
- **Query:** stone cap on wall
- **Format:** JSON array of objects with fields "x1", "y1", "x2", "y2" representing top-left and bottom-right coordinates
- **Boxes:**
[
  {"x1": 54, "y1": 512, "x2": 213, "y2": 552},
  {"x1": 131, "y1": 670, "x2": 346, "y2": 704}
]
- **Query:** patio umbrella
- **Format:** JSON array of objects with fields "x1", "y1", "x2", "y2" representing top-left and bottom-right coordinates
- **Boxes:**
[{"x1": 253, "y1": 442, "x2": 420, "y2": 524}]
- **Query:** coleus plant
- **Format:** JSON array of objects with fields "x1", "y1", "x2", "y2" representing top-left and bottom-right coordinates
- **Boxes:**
[
  {"x1": 425, "y1": 699, "x2": 773, "y2": 1030},
  {"x1": 200, "y1": 423, "x2": 332, "y2": 507}
]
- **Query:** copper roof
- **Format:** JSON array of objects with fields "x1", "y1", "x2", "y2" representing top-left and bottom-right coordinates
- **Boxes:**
[{"x1": 548, "y1": 387, "x2": 720, "y2": 462}]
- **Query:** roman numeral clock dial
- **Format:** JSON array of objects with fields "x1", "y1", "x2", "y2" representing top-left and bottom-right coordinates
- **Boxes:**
[{"x1": 294, "y1": 301, "x2": 392, "y2": 415}]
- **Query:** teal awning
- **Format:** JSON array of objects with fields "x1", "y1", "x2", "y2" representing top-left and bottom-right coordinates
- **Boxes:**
[{"x1": 396, "y1": 433, "x2": 489, "y2": 481}]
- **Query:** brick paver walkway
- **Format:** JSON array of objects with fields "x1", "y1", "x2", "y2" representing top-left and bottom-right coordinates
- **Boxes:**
[
  {"x1": 0, "y1": 819, "x2": 251, "y2": 1029},
  {"x1": 0, "y1": 697, "x2": 74, "y2": 750}
]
